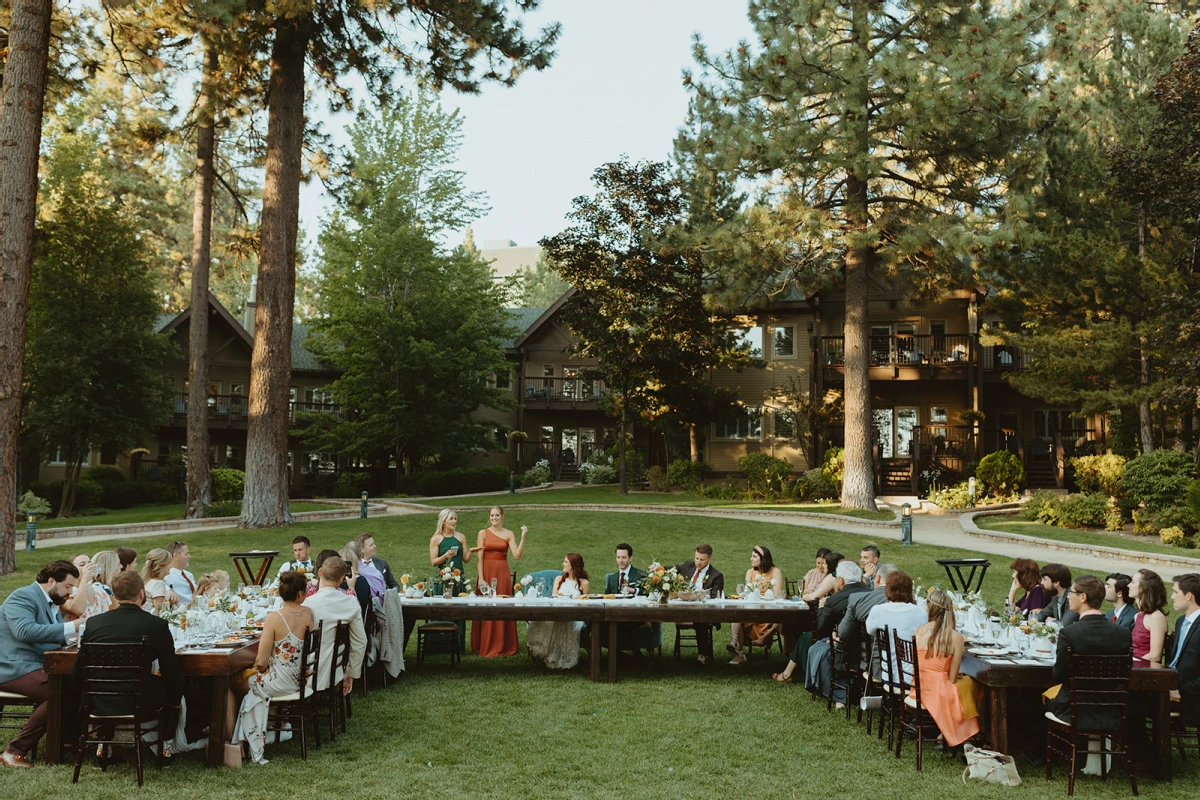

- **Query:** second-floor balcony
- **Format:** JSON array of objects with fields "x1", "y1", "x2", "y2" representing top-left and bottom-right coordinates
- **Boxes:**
[
  {"x1": 819, "y1": 335, "x2": 1028, "y2": 380},
  {"x1": 169, "y1": 394, "x2": 343, "y2": 426},
  {"x1": 523, "y1": 376, "x2": 609, "y2": 408}
]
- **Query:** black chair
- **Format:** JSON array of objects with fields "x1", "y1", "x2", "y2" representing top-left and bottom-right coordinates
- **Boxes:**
[
  {"x1": 828, "y1": 635, "x2": 860, "y2": 719},
  {"x1": 417, "y1": 621, "x2": 461, "y2": 666},
  {"x1": 866, "y1": 626, "x2": 903, "y2": 745},
  {"x1": 72, "y1": 638, "x2": 167, "y2": 787},
  {"x1": 743, "y1": 624, "x2": 782, "y2": 660},
  {"x1": 892, "y1": 633, "x2": 940, "y2": 771},
  {"x1": 785, "y1": 579, "x2": 800, "y2": 598},
  {"x1": 0, "y1": 690, "x2": 39, "y2": 762},
  {"x1": 673, "y1": 623, "x2": 699, "y2": 660},
  {"x1": 1171, "y1": 710, "x2": 1199, "y2": 760},
  {"x1": 266, "y1": 622, "x2": 323, "y2": 760},
  {"x1": 334, "y1": 620, "x2": 354, "y2": 730},
  {"x1": 361, "y1": 607, "x2": 391, "y2": 692},
  {"x1": 1045, "y1": 649, "x2": 1138, "y2": 796},
  {"x1": 314, "y1": 620, "x2": 351, "y2": 742}
]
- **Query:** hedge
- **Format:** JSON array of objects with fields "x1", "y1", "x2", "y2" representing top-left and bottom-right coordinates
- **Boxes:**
[{"x1": 396, "y1": 465, "x2": 510, "y2": 497}]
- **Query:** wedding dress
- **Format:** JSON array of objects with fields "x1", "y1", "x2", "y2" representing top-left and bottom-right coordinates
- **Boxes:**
[{"x1": 526, "y1": 578, "x2": 585, "y2": 669}]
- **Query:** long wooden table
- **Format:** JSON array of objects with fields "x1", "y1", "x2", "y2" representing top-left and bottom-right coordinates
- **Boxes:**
[
  {"x1": 400, "y1": 596, "x2": 816, "y2": 682},
  {"x1": 42, "y1": 640, "x2": 259, "y2": 767},
  {"x1": 960, "y1": 654, "x2": 1179, "y2": 781}
]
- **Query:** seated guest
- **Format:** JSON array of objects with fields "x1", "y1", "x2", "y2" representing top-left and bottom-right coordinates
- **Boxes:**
[
  {"x1": 0, "y1": 560, "x2": 82, "y2": 768},
  {"x1": 1007, "y1": 558, "x2": 1045, "y2": 615},
  {"x1": 913, "y1": 589, "x2": 980, "y2": 748},
  {"x1": 677, "y1": 545, "x2": 724, "y2": 665},
  {"x1": 163, "y1": 541, "x2": 196, "y2": 607},
  {"x1": 729, "y1": 546, "x2": 785, "y2": 664},
  {"x1": 836, "y1": 563, "x2": 897, "y2": 674},
  {"x1": 1036, "y1": 563, "x2": 1078, "y2": 628},
  {"x1": 803, "y1": 551, "x2": 844, "y2": 602},
  {"x1": 314, "y1": 549, "x2": 340, "y2": 571},
  {"x1": 273, "y1": 536, "x2": 314, "y2": 585},
  {"x1": 192, "y1": 570, "x2": 231, "y2": 606},
  {"x1": 865, "y1": 570, "x2": 927, "y2": 684},
  {"x1": 340, "y1": 542, "x2": 373, "y2": 617},
  {"x1": 1167, "y1": 573, "x2": 1200, "y2": 726},
  {"x1": 803, "y1": 561, "x2": 869, "y2": 703},
  {"x1": 71, "y1": 571, "x2": 184, "y2": 756},
  {"x1": 88, "y1": 551, "x2": 122, "y2": 616},
  {"x1": 116, "y1": 547, "x2": 138, "y2": 573},
  {"x1": 1129, "y1": 569, "x2": 1169, "y2": 667},
  {"x1": 141, "y1": 548, "x2": 178, "y2": 611},
  {"x1": 354, "y1": 533, "x2": 399, "y2": 594},
  {"x1": 859, "y1": 544, "x2": 881, "y2": 586},
  {"x1": 231, "y1": 572, "x2": 316, "y2": 765},
  {"x1": 1045, "y1": 576, "x2": 1133, "y2": 729},
  {"x1": 61, "y1": 553, "x2": 100, "y2": 621},
  {"x1": 1105, "y1": 573, "x2": 1135, "y2": 630},
  {"x1": 303, "y1": 558, "x2": 367, "y2": 695},
  {"x1": 527, "y1": 554, "x2": 590, "y2": 669},
  {"x1": 801, "y1": 548, "x2": 832, "y2": 597},
  {"x1": 606, "y1": 543, "x2": 644, "y2": 595}
]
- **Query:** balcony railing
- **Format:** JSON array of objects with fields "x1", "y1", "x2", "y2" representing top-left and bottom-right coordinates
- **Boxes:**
[
  {"x1": 170, "y1": 394, "x2": 342, "y2": 423},
  {"x1": 523, "y1": 377, "x2": 608, "y2": 403},
  {"x1": 981, "y1": 345, "x2": 1029, "y2": 371},
  {"x1": 821, "y1": 334, "x2": 973, "y2": 367}
]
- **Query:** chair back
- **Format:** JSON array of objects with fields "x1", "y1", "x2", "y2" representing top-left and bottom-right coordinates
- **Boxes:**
[
  {"x1": 297, "y1": 622, "x2": 323, "y2": 698},
  {"x1": 785, "y1": 579, "x2": 799, "y2": 598},
  {"x1": 874, "y1": 626, "x2": 894, "y2": 686},
  {"x1": 857, "y1": 621, "x2": 873, "y2": 672},
  {"x1": 332, "y1": 620, "x2": 352, "y2": 687},
  {"x1": 891, "y1": 632, "x2": 920, "y2": 702},
  {"x1": 1066, "y1": 648, "x2": 1132, "y2": 733},
  {"x1": 78, "y1": 638, "x2": 153, "y2": 719}
]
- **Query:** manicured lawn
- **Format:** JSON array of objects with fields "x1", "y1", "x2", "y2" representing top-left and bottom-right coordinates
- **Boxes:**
[
  {"x1": 29, "y1": 501, "x2": 345, "y2": 530},
  {"x1": 409, "y1": 484, "x2": 896, "y2": 521},
  {"x1": 977, "y1": 515, "x2": 1195, "y2": 559},
  {"x1": 1, "y1": 510, "x2": 1192, "y2": 798}
]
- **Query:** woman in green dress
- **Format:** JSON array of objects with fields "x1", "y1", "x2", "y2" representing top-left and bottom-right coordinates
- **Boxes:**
[{"x1": 430, "y1": 509, "x2": 482, "y2": 649}]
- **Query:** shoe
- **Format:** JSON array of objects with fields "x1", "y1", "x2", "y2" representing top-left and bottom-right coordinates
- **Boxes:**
[
  {"x1": 1, "y1": 750, "x2": 32, "y2": 768},
  {"x1": 772, "y1": 672, "x2": 793, "y2": 683},
  {"x1": 729, "y1": 654, "x2": 747, "y2": 665},
  {"x1": 835, "y1": 702, "x2": 846, "y2": 710},
  {"x1": 697, "y1": 655, "x2": 708, "y2": 666},
  {"x1": 726, "y1": 642, "x2": 739, "y2": 653}
]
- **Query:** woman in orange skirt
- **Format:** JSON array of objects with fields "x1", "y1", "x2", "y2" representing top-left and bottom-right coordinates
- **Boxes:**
[{"x1": 470, "y1": 506, "x2": 527, "y2": 656}]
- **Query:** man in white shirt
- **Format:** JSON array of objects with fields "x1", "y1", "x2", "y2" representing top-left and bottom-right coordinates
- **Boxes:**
[
  {"x1": 303, "y1": 558, "x2": 367, "y2": 695},
  {"x1": 273, "y1": 536, "x2": 314, "y2": 585},
  {"x1": 163, "y1": 541, "x2": 196, "y2": 607},
  {"x1": 677, "y1": 545, "x2": 724, "y2": 665}
]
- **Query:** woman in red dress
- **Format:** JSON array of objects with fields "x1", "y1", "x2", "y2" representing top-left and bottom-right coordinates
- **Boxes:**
[{"x1": 470, "y1": 506, "x2": 527, "y2": 657}]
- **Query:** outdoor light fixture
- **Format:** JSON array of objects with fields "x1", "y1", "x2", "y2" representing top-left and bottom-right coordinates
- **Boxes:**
[
  {"x1": 25, "y1": 512, "x2": 37, "y2": 551},
  {"x1": 360, "y1": 490, "x2": 369, "y2": 519},
  {"x1": 968, "y1": 477, "x2": 977, "y2": 508},
  {"x1": 900, "y1": 503, "x2": 913, "y2": 545}
]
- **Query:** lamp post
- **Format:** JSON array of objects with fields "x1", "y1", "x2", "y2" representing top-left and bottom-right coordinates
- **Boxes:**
[
  {"x1": 968, "y1": 477, "x2": 977, "y2": 508},
  {"x1": 25, "y1": 512, "x2": 38, "y2": 551},
  {"x1": 360, "y1": 490, "x2": 368, "y2": 519},
  {"x1": 900, "y1": 503, "x2": 913, "y2": 545},
  {"x1": 509, "y1": 470, "x2": 517, "y2": 494}
]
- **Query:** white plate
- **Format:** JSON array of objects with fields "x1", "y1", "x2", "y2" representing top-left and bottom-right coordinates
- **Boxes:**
[{"x1": 968, "y1": 646, "x2": 1013, "y2": 657}]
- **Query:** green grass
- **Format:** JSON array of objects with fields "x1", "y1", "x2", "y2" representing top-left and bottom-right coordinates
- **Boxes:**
[
  {"x1": 2, "y1": 510, "x2": 1193, "y2": 798},
  {"x1": 29, "y1": 501, "x2": 345, "y2": 530},
  {"x1": 977, "y1": 515, "x2": 1197, "y2": 559},
  {"x1": 409, "y1": 484, "x2": 895, "y2": 521}
]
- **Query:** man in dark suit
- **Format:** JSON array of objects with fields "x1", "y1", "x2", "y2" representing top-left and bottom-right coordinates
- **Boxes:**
[
  {"x1": 356, "y1": 534, "x2": 399, "y2": 590},
  {"x1": 72, "y1": 571, "x2": 184, "y2": 748},
  {"x1": 1037, "y1": 563, "x2": 1079, "y2": 629},
  {"x1": 838, "y1": 563, "x2": 895, "y2": 672},
  {"x1": 1167, "y1": 573, "x2": 1200, "y2": 726},
  {"x1": 677, "y1": 544, "x2": 724, "y2": 665},
  {"x1": 1105, "y1": 573, "x2": 1136, "y2": 631},
  {"x1": 806, "y1": 561, "x2": 871, "y2": 704},
  {"x1": 0, "y1": 560, "x2": 82, "y2": 768},
  {"x1": 599, "y1": 544, "x2": 650, "y2": 655},
  {"x1": 1045, "y1": 575, "x2": 1132, "y2": 729},
  {"x1": 605, "y1": 543, "x2": 645, "y2": 595}
]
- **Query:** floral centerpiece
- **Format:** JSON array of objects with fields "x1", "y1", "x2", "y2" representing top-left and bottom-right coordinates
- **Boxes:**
[
  {"x1": 213, "y1": 592, "x2": 238, "y2": 614},
  {"x1": 156, "y1": 603, "x2": 186, "y2": 627},
  {"x1": 438, "y1": 563, "x2": 463, "y2": 597},
  {"x1": 640, "y1": 562, "x2": 693, "y2": 604}
]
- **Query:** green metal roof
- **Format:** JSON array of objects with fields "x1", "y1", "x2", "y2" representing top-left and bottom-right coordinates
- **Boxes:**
[
  {"x1": 292, "y1": 323, "x2": 337, "y2": 372},
  {"x1": 501, "y1": 307, "x2": 548, "y2": 349}
]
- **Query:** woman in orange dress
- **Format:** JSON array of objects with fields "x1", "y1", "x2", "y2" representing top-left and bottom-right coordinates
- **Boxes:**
[
  {"x1": 470, "y1": 506, "x2": 527, "y2": 657},
  {"x1": 911, "y1": 589, "x2": 979, "y2": 748}
]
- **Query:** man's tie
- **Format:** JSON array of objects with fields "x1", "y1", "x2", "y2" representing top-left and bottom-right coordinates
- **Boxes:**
[
  {"x1": 1170, "y1": 618, "x2": 1192, "y2": 669},
  {"x1": 619, "y1": 571, "x2": 626, "y2": 590},
  {"x1": 694, "y1": 568, "x2": 704, "y2": 589},
  {"x1": 185, "y1": 573, "x2": 195, "y2": 593}
]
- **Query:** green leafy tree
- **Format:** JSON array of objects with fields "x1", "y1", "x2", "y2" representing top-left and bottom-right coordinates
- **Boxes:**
[
  {"x1": 680, "y1": 1, "x2": 1065, "y2": 509},
  {"x1": 302, "y1": 94, "x2": 514, "y2": 489},
  {"x1": 240, "y1": 0, "x2": 560, "y2": 528},
  {"x1": 515, "y1": 253, "x2": 571, "y2": 307},
  {"x1": 24, "y1": 132, "x2": 172, "y2": 517}
]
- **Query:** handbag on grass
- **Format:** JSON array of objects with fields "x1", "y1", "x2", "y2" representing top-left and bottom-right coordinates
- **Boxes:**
[{"x1": 962, "y1": 743, "x2": 1021, "y2": 786}]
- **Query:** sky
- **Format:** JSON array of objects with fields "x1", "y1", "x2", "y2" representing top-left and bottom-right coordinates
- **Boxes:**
[{"x1": 297, "y1": 1, "x2": 757, "y2": 249}]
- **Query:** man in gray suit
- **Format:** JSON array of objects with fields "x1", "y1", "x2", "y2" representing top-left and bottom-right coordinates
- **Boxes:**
[
  {"x1": 838, "y1": 563, "x2": 896, "y2": 672},
  {"x1": 0, "y1": 560, "x2": 82, "y2": 767}
]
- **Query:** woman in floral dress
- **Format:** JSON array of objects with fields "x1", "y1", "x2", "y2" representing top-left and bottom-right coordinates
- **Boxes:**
[{"x1": 230, "y1": 571, "x2": 315, "y2": 764}]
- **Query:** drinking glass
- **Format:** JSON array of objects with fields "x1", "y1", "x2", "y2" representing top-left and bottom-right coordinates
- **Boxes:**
[
  {"x1": 736, "y1": 583, "x2": 746, "y2": 596},
  {"x1": 490, "y1": 577, "x2": 498, "y2": 595},
  {"x1": 536, "y1": 579, "x2": 547, "y2": 597}
]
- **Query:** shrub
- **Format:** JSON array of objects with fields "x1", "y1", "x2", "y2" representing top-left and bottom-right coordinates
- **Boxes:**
[
  {"x1": 1123, "y1": 449, "x2": 1195, "y2": 511},
  {"x1": 72, "y1": 479, "x2": 104, "y2": 510},
  {"x1": 1021, "y1": 490, "x2": 1060, "y2": 522},
  {"x1": 211, "y1": 468, "x2": 246, "y2": 502},
  {"x1": 929, "y1": 481, "x2": 974, "y2": 509},
  {"x1": 646, "y1": 465, "x2": 670, "y2": 492},
  {"x1": 605, "y1": 444, "x2": 646, "y2": 484},
  {"x1": 205, "y1": 501, "x2": 242, "y2": 518},
  {"x1": 737, "y1": 453, "x2": 793, "y2": 496},
  {"x1": 1146, "y1": 504, "x2": 1197, "y2": 535},
  {"x1": 85, "y1": 466, "x2": 125, "y2": 483},
  {"x1": 580, "y1": 462, "x2": 617, "y2": 485},
  {"x1": 333, "y1": 471, "x2": 371, "y2": 498},
  {"x1": 396, "y1": 465, "x2": 511, "y2": 496},
  {"x1": 667, "y1": 459, "x2": 712, "y2": 490},
  {"x1": 16, "y1": 491, "x2": 51, "y2": 517},
  {"x1": 1054, "y1": 493, "x2": 1109, "y2": 529},
  {"x1": 1160, "y1": 526, "x2": 1187, "y2": 547},
  {"x1": 822, "y1": 447, "x2": 845, "y2": 490},
  {"x1": 976, "y1": 450, "x2": 1024, "y2": 496},
  {"x1": 521, "y1": 460, "x2": 551, "y2": 488},
  {"x1": 799, "y1": 468, "x2": 839, "y2": 501},
  {"x1": 1068, "y1": 453, "x2": 1125, "y2": 496},
  {"x1": 1187, "y1": 479, "x2": 1200, "y2": 531},
  {"x1": 1104, "y1": 498, "x2": 1124, "y2": 532}
]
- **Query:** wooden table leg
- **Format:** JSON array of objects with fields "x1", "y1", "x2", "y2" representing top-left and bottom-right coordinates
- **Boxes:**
[
  {"x1": 589, "y1": 625, "x2": 601, "y2": 682},
  {"x1": 989, "y1": 686, "x2": 1009, "y2": 754},
  {"x1": 253, "y1": 557, "x2": 275, "y2": 585},
  {"x1": 45, "y1": 672, "x2": 65, "y2": 765},
  {"x1": 608, "y1": 622, "x2": 619, "y2": 684},
  {"x1": 233, "y1": 560, "x2": 252, "y2": 587},
  {"x1": 207, "y1": 675, "x2": 229, "y2": 767},
  {"x1": 1151, "y1": 689, "x2": 1171, "y2": 781}
]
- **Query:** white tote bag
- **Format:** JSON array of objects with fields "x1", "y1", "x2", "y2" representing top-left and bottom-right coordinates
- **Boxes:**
[{"x1": 962, "y1": 743, "x2": 1021, "y2": 786}]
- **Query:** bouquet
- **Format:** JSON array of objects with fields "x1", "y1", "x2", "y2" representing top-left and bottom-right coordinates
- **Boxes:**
[
  {"x1": 747, "y1": 573, "x2": 773, "y2": 595},
  {"x1": 439, "y1": 563, "x2": 463, "y2": 589},
  {"x1": 156, "y1": 603, "x2": 186, "y2": 626},
  {"x1": 213, "y1": 592, "x2": 237, "y2": 614},
  {"x1": 639, "y1": 562, "x2": 693, "y2": 598}
]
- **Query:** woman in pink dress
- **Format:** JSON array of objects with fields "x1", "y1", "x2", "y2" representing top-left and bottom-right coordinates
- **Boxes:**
[
  {"x1": 470, "y1": 507, "x2": 527, "y2": 657},
  {"x1": 912, "y1": 589, "x2": 979, "y2": 748},
  {"x1": 1129, "y1": 569, "x2": 1168, "y2": 667}
]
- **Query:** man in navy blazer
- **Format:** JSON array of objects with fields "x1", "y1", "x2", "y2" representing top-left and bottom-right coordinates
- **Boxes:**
[
  {"x1": 1167, "y1": 573, "x2": 1200, "y2": 726},
  {"x1": 1105, "y1": 573, "x2": 1136, "y2": 631},
  {"x1": 0, "y1": 560, "x2": 82, "y2": 767}
]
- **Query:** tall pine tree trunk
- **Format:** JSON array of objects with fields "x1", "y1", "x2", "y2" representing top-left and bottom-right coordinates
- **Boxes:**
[
  {"x1": 186, "y1": 45, "x2": 220, "y2": 519},
  {"x1": 0, "y1": 0, "x2": 53, "y2": 573},
  {"x1": 840, "y1": 0, "x2": 876, "y2": 511},
  {"x1": 689, "y1": 423, "x2": 699, "y2": 462},
  {"x1": 240, "y1": 17, "x2": 310, "y2": 528}
]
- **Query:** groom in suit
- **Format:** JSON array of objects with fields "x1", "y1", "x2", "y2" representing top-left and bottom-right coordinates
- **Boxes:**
[
  {"x1": 0, "y1": 560, "x2": 82, "y2": 768},
  {"x1": 1167, "y1": 573, "x2": 1200, "y2": 726},
  {"x1": 605, "y1": 543, "x2": 644, "y2": 595},
  {"x1": 677, "y1": 545, "x2": 724, "y2": 665}
]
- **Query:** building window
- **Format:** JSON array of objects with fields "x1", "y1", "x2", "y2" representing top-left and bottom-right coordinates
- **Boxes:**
[
  {"x1": 715, "y1": 407, "x2": 762, "y2": 440},
  {"x1": 209, "y1": 445, "x2": 218, "y2": 466},
  {"x1": 773, "y1": 409, "x2": 795, "y2": 440},
  {"x1": 733, "y1": 326, "x2": 763, "y2": 358},
  {"x1": 99, "y1": 442, "x2": 119, "y2": 465},
  {"x1": 930, "y1": 406, "x2": 948, "y2": 439},
  {"x1": 230, "y1": 382, "x2": 245, "y2": 396},
  {"x1": 289, "y1": 387, "x2": 298, "y2": 403},
  {"x1": 225, "y1": 445, "x2": 241, "y2": 468},
  {"x1": 489, "y1": 369, "x2": 511, "y2": 390},
  {"x1": 48, "y1": 444, "x2": 67, "y2": 465},
  {"x1": 772, "y1": 325, "x2": 796, "y2": 359},
  {"x1": 305, "y1": 387, "x2": 333, "y2": 406},
  {"x1": 157, "y1": 444, "x2": 171, "y2": 463}
]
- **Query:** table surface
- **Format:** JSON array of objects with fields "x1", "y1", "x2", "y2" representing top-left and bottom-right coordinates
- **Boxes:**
[
  {"x1": 400, "y1": 595, "x2": 816, "y2": 624},
  {"x1": 960, "y1": 653, "x2": 1179, "y2": 690},
  {"x1": 44, "y1": 638, "x2": 262, "y2": 676}
]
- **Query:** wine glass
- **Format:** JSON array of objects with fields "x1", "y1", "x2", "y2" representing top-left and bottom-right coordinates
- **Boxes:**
[
  {"x1": 736, "y1": 583, "x2": 746, "y2": 597},
  {"x1": 489, "y1": 577, "x2": 498, "y2": 596}
]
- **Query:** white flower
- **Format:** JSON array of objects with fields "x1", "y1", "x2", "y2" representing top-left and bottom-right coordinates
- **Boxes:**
[{"x1": 521, "y1": 574, "x2": 533, "y2": 586}]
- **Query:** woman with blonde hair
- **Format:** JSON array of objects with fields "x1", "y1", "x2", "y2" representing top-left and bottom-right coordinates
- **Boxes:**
[
  {"x1": 340, "y1": 542, "x2": 371, "y2": 618},
  {"x1": 911, "y1": 589, "x2": 979, "y2": 748},
  {"x1": 141, "y1": 548, "x2": 179, "y2": 610},
  {"x1": 192, "y1": 570, "x2": 231, "y2": 606}
]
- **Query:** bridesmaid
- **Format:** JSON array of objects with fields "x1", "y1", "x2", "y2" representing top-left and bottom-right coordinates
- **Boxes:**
[
  {"x1": 430, "y1": 509, "x2": 482, "y2": 650},
  {"x1": 470, "y1": 506, "x2": 527, "y2": 657}
]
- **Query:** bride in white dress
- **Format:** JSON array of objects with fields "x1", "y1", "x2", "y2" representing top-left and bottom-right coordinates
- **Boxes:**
[{"x1": 527, "y1": 553, "x2": 590, "y2": 669}]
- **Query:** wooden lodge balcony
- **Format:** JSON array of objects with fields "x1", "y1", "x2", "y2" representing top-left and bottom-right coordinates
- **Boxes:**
[
  {"x1": 818, "y1": 335, "x2": 1028, "y2": 381},
  {"x1": 522, "y1": 377, "x2": 608, "y2": 410},
  {"x1": 168, "y1": 394, "x2": 343, "y2": 427}
]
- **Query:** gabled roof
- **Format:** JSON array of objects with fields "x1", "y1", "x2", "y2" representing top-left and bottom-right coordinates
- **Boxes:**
[
  {"x1": 156, "y1": 291, "x2": 255, "y2": 353},
  {"x1": 512, "y1": 287, "x2": 576, "y2": 349},
  {"x1": 292, "y1": 323, "x2": 338, "y2": 372},
  {"x1": 501, "y1": 307, "x2": 549, "y2": 349}
]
